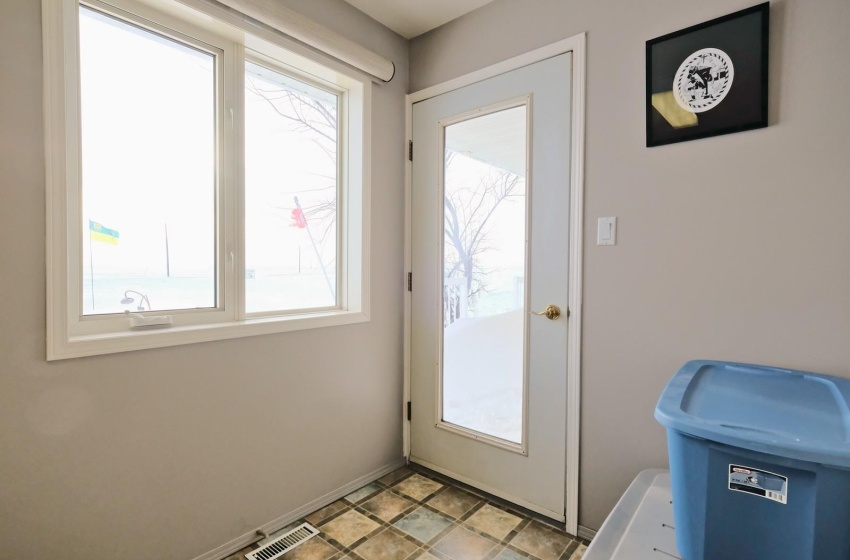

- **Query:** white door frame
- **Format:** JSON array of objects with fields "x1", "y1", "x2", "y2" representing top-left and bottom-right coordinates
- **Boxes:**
[{"x1": 403, "y1": 33, "x2": 586, "y2": 535}]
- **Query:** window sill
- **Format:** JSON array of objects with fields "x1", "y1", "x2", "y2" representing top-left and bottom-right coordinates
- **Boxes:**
[{"x1": 48, "y1": 309, "x2": 369, "y2": 361}]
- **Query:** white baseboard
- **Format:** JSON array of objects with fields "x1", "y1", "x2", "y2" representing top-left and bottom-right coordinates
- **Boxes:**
[
  {"x1": 191, "y1": 459, "x2": 406, "y2": 560},
  {"x1": 578, "y1": 525, "x2": 597, "y2": 541}
]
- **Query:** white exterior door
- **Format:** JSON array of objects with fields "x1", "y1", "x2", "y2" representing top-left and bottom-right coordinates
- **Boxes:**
[{"x1": 410, "y1": 52, "x2": 572, "y2": 521}]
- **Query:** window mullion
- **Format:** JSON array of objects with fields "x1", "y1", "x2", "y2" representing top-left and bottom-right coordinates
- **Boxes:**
[
  {"x1": 232, "y1": 44, "x2": 247, "y2": 320},
  {"x1": 218, "y1": 39, "x2": 241, "y2": 321}
]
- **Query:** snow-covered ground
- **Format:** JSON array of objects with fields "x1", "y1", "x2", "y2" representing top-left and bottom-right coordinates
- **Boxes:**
[{"x1": 443, "y1": 308, "x2": 524, "y2": 443}]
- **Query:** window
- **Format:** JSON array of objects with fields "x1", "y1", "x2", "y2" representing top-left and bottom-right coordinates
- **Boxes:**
[
  {"x1": 244, "y1": 60, "x2": 340, "y2": 314},
  {"x1": 80, "y1": 5, "x2": 218, "y2": 316},
  {"x1": 44, "y1": 0, "x2": 370, "y2": 359}
]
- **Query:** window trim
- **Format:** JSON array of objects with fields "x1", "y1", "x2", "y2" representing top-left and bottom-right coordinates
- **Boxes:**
[{"x1": 43, "y1": 0, "x2": 371, "y2": 360}]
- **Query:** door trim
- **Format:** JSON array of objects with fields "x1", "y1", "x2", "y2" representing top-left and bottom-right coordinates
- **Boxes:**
[{"x1": 403, "y1": 33, "x2": 586, "y2": 535}]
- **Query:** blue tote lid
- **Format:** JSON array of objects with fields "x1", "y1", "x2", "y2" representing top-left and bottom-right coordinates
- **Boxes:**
[{"x1": 655, "y1": 360, "x2": 850, "y2": 468}]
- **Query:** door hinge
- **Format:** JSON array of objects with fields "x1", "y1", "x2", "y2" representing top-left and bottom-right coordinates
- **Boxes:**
[
  {"x1": 407, "y1": 401, "x2": 412, "y2": 421},
  {"x1": 407, "y1": 272, "x2": 412, "y2": 291},
  {"x1": 567, "y1": 307, "x2": 571, "y2": 319},
  {"x1": 408, "y1": 140, "x2": 413, "y2": 161}
]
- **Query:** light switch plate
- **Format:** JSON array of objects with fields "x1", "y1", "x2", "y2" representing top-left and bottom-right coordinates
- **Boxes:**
[{"x1": 597, "y1": 217, "x2": 617, "y2": 245}]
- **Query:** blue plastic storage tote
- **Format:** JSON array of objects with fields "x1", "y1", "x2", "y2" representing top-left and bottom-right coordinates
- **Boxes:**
[{"x1": 655, "y1": 360, "x2": 850, "y2": 560}]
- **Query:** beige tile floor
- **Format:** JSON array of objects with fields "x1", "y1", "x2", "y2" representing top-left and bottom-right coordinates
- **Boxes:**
[{"x1": 225, "y1": 466, "x2": 589, "y2": 560}]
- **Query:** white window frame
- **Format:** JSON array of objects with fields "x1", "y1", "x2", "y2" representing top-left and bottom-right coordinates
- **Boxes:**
[{"x1": 43, "y1": 0, "x2": 371, "y2": 360}]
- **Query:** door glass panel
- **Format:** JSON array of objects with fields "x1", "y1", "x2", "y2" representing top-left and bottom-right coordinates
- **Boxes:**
[{"x1": 441, "y1": 105, "x2": 527, "y2": 444}]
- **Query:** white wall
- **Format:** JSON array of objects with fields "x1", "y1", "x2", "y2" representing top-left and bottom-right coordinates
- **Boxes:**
[
  {"x1": 410, "y1": 0, "x2": 850, "y2": 530},
  {"x1": 0, "y1": 1, "x2": 408, "y2": 558}
]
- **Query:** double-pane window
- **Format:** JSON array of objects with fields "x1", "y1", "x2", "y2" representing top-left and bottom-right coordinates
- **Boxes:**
[{"x1": 45, "y1": 0, "x2": 368, "y2": 359}]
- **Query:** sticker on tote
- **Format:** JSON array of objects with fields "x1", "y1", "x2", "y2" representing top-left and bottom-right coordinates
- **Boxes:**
[{"x1": 728, "y1": 464, "x2": 787, "y2": 504}]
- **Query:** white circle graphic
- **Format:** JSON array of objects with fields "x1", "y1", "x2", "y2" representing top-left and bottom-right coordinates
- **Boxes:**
[{"x1": 673, "y1": 48, "x2": 734, "y2": 113}]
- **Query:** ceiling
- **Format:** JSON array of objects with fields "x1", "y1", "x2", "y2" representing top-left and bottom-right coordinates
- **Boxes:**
[{"x1": 342, "y1": 0, "x2": 495, "y2": 39}]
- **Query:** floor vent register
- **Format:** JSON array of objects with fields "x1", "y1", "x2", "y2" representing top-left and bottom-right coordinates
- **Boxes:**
[{"x1": 245, "y1": 523, "x2": 320, "y2": 560}]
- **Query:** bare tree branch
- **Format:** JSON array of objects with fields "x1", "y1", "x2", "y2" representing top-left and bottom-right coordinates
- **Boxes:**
[
  {"x1": 443, "y1": 149, "x2": 523, "y2": 316},
  {"x1": 246, "y1": 75, "x2": 340, "y2": 271}
]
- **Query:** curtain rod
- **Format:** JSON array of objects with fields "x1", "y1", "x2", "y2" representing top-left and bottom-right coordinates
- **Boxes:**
[{"x1": 214, "y1": 0, "x2": 395, "y2": 82}]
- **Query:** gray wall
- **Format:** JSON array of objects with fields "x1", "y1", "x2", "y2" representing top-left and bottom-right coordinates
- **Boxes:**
[
  {"x1": 0, "y1": 1, "x2": 407, "y2": 558},
  {"x1": 410, "y1": 0, "x2": 850, "y2": 530}
]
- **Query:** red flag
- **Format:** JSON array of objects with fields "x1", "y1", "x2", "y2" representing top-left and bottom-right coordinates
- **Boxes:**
[{"x1": 290, "y1": 208, "x2": 307, "y2": 228}]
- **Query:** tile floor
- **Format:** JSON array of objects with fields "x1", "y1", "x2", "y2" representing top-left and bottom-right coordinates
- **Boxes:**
[{"x1": 226, "y1": 466, "x2": 589, "y2": 560}]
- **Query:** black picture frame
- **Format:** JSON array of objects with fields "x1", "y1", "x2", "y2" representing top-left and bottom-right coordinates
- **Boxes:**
[{"x1": 646, "y1": 3, "x2": 769, "y2": 147}]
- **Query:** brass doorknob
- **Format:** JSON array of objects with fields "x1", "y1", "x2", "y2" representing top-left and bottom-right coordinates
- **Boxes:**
[{"x1": 531, "y1": 305, "x2": 560, "y2": 320}]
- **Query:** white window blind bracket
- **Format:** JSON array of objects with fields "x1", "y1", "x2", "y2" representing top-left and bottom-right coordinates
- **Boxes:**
[{"x1": 211, "y1": 0, "x2": 394, "y2": 82}]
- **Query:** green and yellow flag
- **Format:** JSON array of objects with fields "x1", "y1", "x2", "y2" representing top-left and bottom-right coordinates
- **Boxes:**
[{"x1": 89, "y1": 220, "x2": 119, "y2": 245}]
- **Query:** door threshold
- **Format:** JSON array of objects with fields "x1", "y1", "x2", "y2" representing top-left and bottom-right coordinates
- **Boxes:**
[{"x1": 410, "y1": 457, "x2": 567, "y2": 525}]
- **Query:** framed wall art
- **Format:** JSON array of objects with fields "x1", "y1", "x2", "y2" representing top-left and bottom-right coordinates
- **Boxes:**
[{"x1": 646, "y1": 3, "x2": 769, "y2": 147}]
